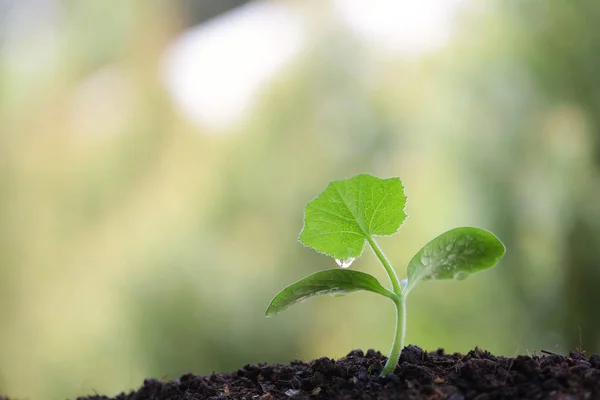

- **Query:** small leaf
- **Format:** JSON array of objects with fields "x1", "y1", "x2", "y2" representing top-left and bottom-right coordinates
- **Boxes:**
[
  {"x1": 404, "y1": 227, "x2": 505, "y2": 295},
  {"x1": 265, "y1": 269, "x2": 395, "y2": 317},
  {"x1": 299, "y1": 174, "x2": 407, "y2": 259}
]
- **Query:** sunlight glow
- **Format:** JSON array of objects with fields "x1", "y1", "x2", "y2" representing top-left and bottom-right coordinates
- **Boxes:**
[
  {"x1": 162, "y1": 0, "x2": 466, "y2": 131},
  {"x1": 162, "y1": 2, "x2": 306, "y2": 131}
]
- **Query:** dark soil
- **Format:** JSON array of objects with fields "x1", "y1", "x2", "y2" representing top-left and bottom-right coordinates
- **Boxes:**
[{"x1": 76, "y1": 346, "x2": 599, "y2": 400}]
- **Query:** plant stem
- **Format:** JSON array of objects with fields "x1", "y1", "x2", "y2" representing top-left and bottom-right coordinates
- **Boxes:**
[
  {"x1": 381, "y1": 296, "x2": 406, "y2": 376},
  {"x1": 366, "y1": 236, "x2": 402, "y2": 295},
  {"x1": 366, "y1": 236, "x2": 406, "y2": 376},
  {"x1": 400, "y1": 293, "x2": 407, "y2": 348}
]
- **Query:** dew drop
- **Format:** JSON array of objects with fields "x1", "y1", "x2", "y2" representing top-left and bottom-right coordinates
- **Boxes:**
[
  {"x1": 454, "y1": 271, "x2": 469, "y2": 280},
  {"x1": 420, "y1": 254, "x2": 431, "y2": 266},
  {"x1": 446, "y1": 242, "x2": 454, "y2": 251},
  {"x1": 335, "y1": 257, "x2": 355, "y2": 269}
]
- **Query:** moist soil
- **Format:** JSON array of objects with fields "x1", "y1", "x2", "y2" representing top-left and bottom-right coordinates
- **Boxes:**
[{"x1": 74, "y1": 345, "x2": 600, "y2": 400}]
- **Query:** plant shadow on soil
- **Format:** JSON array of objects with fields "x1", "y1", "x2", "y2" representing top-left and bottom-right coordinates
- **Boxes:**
[{"x1": 62, "y1": 345, "x2": 600, "y2": 399}]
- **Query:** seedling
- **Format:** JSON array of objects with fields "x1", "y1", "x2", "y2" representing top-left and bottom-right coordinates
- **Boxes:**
[{"x1": 266, "y1": 174, "x2": 505, "y2": 376}]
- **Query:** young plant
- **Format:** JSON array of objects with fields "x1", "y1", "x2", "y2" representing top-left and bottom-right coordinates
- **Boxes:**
[{"x1": 266, "y1": 174, "x2": 505, "y2": 376}]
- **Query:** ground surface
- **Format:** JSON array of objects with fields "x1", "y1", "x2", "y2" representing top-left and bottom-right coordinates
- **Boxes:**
[{"x1": 77, "y1": 346, "x2": 600, "y2": 399}]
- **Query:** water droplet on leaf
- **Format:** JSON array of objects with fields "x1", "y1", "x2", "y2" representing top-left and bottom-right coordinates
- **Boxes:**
[
  {"x1": 420, "y1": 254, "x2": 430, "y2": 266},
  {"x1": 454, "y1": 271, "x2": 469, "y2": 280},
  {"x1": 446, "y1": 242, "x2": 454, "y2": 251},
  {"x1": 335, "y1": 257, "x2": 355, "y2": 268}
]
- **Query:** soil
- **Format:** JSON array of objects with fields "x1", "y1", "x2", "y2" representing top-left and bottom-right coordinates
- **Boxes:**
[{"x1": 72, "y1": 346, "x2": 600, "y2": 399}]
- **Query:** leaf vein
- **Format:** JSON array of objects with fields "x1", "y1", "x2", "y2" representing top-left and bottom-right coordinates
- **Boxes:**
[
  {"x1": 368, "y1": 185, "x2": 393, "y2": 232},
  {"x1": 308, "y1": 204, "x2": 355, "y2": 223}
]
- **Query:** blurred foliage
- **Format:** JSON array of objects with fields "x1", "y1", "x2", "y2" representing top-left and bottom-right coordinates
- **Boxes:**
[{"x1": 1, "y1": 0, "x2": 600, "y2": 399}]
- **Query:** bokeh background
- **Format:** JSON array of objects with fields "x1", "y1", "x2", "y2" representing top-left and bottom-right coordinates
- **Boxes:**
[{"x1": 2, "y1": 0, "x2": 600, "y2": 398}]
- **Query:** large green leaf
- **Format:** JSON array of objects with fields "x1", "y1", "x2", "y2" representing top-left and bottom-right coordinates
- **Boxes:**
[
  {"x1": 299, "y1": 174, "x2": 407, "y2": 259},
  {"x1": 265, "y1": 269, "x2": 395, "y2": 317},
  {"x1": 404, "y1": 227, "x2": 505, "y2": 295}
]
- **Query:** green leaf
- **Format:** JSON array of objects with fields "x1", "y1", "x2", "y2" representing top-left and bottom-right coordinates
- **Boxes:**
[
  {"x1": 404, "y1": 227, "x2": 505, "y2": 295},
  {"x1": 265, "y1": 269, "x2": 396, "y2": 317},
  {"x1": 299, "y1": 174, "x2": 407, "y2": 259}
]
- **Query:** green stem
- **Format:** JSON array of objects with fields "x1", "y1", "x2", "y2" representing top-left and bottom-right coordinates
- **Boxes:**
[
  {"x1": 366, "y1": 236, "x2": 402, "y2": 295},
  {"x1": 366, "y1": 236, "x2": 406, "y2": 376},
  {"x1": 381, "y1": 295, "x2": 406, "y2": 376}
]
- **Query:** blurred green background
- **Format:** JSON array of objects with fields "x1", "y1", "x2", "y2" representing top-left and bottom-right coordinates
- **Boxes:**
[{"x1": 2, "y1": 0, "x2": 600, "y2": 398}]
